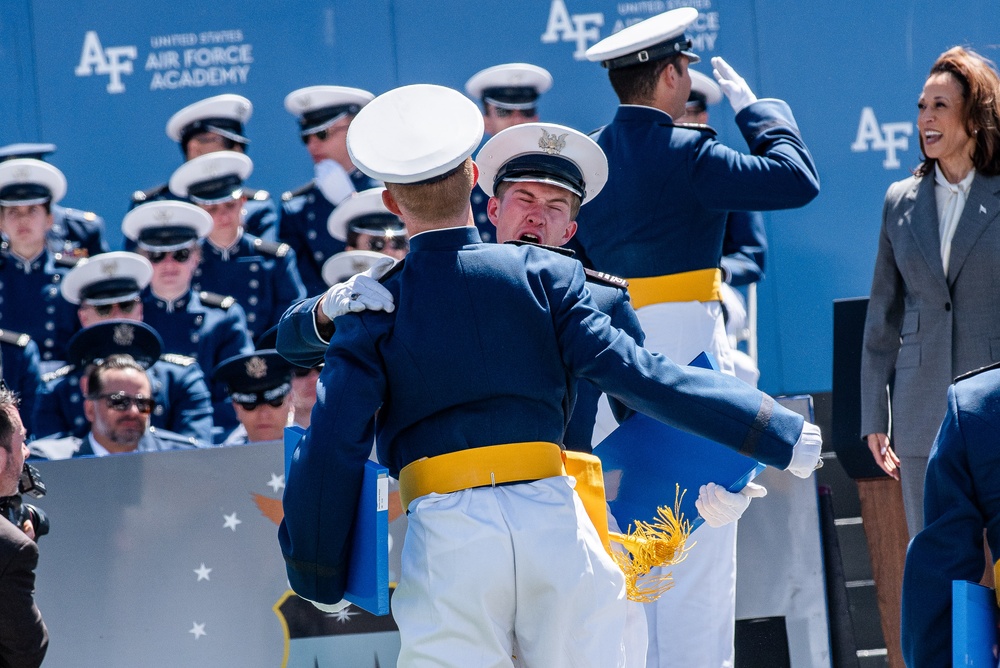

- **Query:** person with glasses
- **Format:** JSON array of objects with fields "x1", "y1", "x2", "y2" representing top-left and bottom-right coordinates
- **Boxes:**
[
  {"x1": 0, "y1": 142, "x2": 108, "y2": 259},
  {"x1": 213, "y1": 350, "x2": 293, "y2": 447},
  {"x1": 32, "y1": 256, "x2": 213, "y2": 444},
  {"x1": 328, "y1": 187, "x2": 408, "y2": 261},
  {"x1": 30, "y1": 343, "x2": 209, "y2": 460},
  {"x1": 123, "y1": 201, "x2": 254, "y2": 442},
  {"x1": 280, "y1": 86, "x2": 381, "y2": 295},
  {"x1": 128, "y1": 94, "x2": 279, "y2": 242},
  {"x1": 0, "y1": 159, "x2": 84, "y2": 371},
  {"x1": 170, "y1": 151, "x2": 306, "y2": 344},
  {"x1": 465, "y1": 63, "x2": 552, "y2": 242}
]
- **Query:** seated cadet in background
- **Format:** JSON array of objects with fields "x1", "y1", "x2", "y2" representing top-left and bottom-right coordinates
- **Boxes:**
[
  {"x1": 0, "y1": 159, "x2": 83, "y2": 370},
  {"x1": 30, "y1": 345, "x2": 208, "y2": 460},
  {"x1": 0, "y1": 330, "x2": 42, "y2": 438},
  {"x1": 677, "y1": 68, "x2": 769, "y2": 387},
  {"x1": 123, "y1": 200, "x2": 254, "y2": 441},
  {"x1": 902, "y1": 362, "x2": 1000, "y2": 666},
  {"x1": 130, "y1": 94, "x2": 279, "y2": 241},
  {"x1": 213, "y1": 349, "x2": 293, "y2": 447},
  {"x1": 278, "y1": 84, "x2": 822, "y2": 667},
  {"x1": 0, "y1": 143, "x2": 108, "y2": 258},
  {"x1": 280, "y1": 86, "x2": 381, "y2": 295},
  {"x1": 33, "y1": 254, "x2": 213, "y2": 443},
  {"x1": 170, "y1": 151, "x2": 306, "y2": 342},
  {"x1": 465, "y1": 63, "x2": 552, "y2": 242},
  {"x1": 329, "y1": 187, "x2": 409, "y2": 261}
]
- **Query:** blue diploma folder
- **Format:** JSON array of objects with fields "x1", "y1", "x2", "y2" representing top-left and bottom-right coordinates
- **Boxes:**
[
  {"x1": 285, "y1": 426, "x2": 391, "y2": 616},
  {"x1": 595, "y1": 352, "x2": 765, "y2": 533},
  {"x1": 952, "y1": 580, "x2": 1000, "y2": 666}
]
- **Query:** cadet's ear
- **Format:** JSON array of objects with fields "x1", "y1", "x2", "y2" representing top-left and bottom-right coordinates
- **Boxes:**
[{"x1": 382, "y1": 189, "x2": 402, "y2": 216}]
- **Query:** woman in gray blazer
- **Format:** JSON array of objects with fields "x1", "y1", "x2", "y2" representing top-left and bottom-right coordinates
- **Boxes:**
[{"x1": 861, "y1": 46, "x2": 1000, "y2": 536}]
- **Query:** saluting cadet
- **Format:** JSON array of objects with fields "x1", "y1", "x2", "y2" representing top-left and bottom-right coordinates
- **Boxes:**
[
  {"x1": 130, "y1": 94, "x2": 279, "y2": 241},
  {"x1": 578, "y1": 9, "x2": 820, "y2": 667},
  {"x1": 213, "y1": 349, "x2": 292, "y2": 447},
  {"x1": 328, "y1": 187, "x2": 408, "y2": 260},
  {"x1": 30, "y1": 344, "x2": 208, "y2": 460},
  {"x1": 279, "y1": 86, "x2": 380, "y2": 295},
  {"x1": 901, "y1": 363, "x2": 1000, "y2": 667},
  {"x1": 170, "y1": 151, "x2": 306, "y2": 342},
  {"x1": 0, "y1": 159, "x2": 81, "y2": 371},
  {"x1": 0, "y1": 329, "x2": 42, "y2": 438},
  {"x1": 122, "y1": 200, "x2": 254, "y2": 441},
  {"x1": 32, "y1": 254, "x2": 213, "y2": 444},
  {"x1": 465, "y1": 63, "x2": 552, "y2": 242},
  {"x1": 0, "y1": 143, "x2": 108, "y2": 258},
  {"x1": 278, "y1": 84, "x2": 822, "y2": 667}
]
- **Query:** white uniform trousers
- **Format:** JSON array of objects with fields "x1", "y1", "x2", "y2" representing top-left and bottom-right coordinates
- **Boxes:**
[
  {"x1": 393, "y1": 476, "x2": 628, "y2": 668},
  {"x1": 593, "y1": 300, "x2": 739, "y2": 668}
]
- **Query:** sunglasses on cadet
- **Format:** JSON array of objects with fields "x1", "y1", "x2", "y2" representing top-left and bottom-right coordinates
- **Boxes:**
[
  {"x1": 364, "y1": 237, "x2": 408, "y2": 253},
  {"x1": 147, "y1": 248, "x2": 193, "y2": 264},
  {"x1": 494, "y1": 107, "x2": 536, "y2": 118},
  {"x1": 302, "y1": 127, "x2": 344, "y2": 144},
  {"x1": 236, "y1": 396, "x2": 287, "y2": 411},
  {"x1": 88, "y1": 299, "x2": 140, "y2": 317},
  {"x1": 88, "y1": 392, "x2": 156, "y2": 414}
]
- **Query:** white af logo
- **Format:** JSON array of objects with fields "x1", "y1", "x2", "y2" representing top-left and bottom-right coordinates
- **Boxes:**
[
  {"x1": 540, "y1": 0, "x2": 604, "y2": 61},
  {"x1": 850, "y1": 107, "x2": 913, "y2": 170},
  {"x1": 74, "y1": 31, "x2": 138, "y2": 94}
]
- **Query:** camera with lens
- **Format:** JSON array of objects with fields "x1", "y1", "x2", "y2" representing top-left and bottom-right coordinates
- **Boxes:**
[{"x1": 0, "y1": 462, "x2": 49, "y2": 539}]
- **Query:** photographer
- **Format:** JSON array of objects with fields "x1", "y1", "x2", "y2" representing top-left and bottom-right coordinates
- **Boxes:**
[{"x1": 0, "y1": 386, "x2": 48, "y2": 667}]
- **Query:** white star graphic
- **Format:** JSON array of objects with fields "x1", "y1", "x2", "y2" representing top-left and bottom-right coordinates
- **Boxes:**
[
  {"x1": 223, "y1": 512, "x2": 242, "y2": 531},
  {"x1": 189, "y1": 622, "x2": 206, "y2": 639},
  {"x1": 194, "y1": 564, "x2": 212, "y2": 581},
  {"x1": 330, "y1": 607, "x2": 357, "y2": 623},
  {"x1": 267, "y1": 473, "x2": 285, "y2": 493}
]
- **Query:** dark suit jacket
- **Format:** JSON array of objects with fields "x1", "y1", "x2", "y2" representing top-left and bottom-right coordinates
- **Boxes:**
[{"x1": 0, "y1": 517, "x2": 47, "y2": 668}]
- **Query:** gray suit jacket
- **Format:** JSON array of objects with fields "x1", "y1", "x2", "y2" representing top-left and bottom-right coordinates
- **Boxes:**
[{"x1": 861, "y1": 170, "x2": 1000, "y2": 458}]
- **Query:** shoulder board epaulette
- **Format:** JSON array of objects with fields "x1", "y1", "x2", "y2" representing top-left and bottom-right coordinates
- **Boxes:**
[
  {"x1": 198, "y1": 291, "x2": 236, "y2": 310},
  {"x1": 252, "y1": 237, "x2": 291, "y2": 258},
  {"x1": 243, "y1": 187, "x2": 271, "y2": 202},
  {"x1": 584, "y1": 268, "x2": 629, "y2": 290},
  {"x1": 52, "y1": 252, "x2": 82, "y2": 268},
  {"x1": 377, "y1": 258, "x2": 405, "y2": 284},
  {"x1": 281, "y1": 181, "x2": 316, "y2": 202},
  {"x1": 504, "y1": 239, "x2": 575, "y2": 257},
  {"x1": 160, "y1": 353, "x2": 197, "y2": 367},
  {"x1": 587, "y1": 125, "x2": 607, "y2": 140},
  {"x1": 42, "y1": 364, "x2": 75, "y2": 383},
  {"x1": 61, "y1": 207, "x2": 101, "y2": 223},
  {"x1": 132, "y1": 183, "x2": 169, "y2": 203},
  {"x1": 673, "y1": 122, "x2": 718, "y2": 137},
  {"x1": 954, "y1": 361, "x2": 1000, "y2": 383},
  {"x1": 0, "y1": 329, "x2": 31, "y2": 347}
]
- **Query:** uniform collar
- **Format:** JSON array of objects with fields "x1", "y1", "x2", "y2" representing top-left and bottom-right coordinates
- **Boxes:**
[
  {"x1": 616, "y1": 104, "x2": 675, "y2": 124},
  {"x1": 148, "y1": 287, "x2": 190, "y2": 313},
  {"x1": 7, "y1": 248, "x2": 48, "y2": 274},
  {"x1": 206, "y1": 227, "x2": 244, "y2": 257},
  {"x1": 408, "y1": 225, "x2": 481, "y2": 251}
]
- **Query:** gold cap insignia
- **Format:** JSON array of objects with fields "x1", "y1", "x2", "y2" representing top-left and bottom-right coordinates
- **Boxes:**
[
  {"x1": 100, "y1": 260, "x2": 119, "y2": 277},
  {"x1": 113, "y1": 324, "x2": 135, "y2": 346},
  {"x1": 538, "y1": 129, "x2": 567, "y2": 156},
  {"x1": 245, "y1": 356, "x2": 267, "y2": 379}
]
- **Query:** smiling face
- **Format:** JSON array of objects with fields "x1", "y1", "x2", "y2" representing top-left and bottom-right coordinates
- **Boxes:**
[
  {"x1": 487, "y1": 181, "x2": 579, "y2": 246},
  {"x1": 918, "y1": 71, "x2": 976, "y2": 179}
]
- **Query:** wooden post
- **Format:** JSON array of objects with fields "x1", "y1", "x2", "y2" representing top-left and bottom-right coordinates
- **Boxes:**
[{"x1": 856, "y1": 477, "x2": 908, "y2": 668}]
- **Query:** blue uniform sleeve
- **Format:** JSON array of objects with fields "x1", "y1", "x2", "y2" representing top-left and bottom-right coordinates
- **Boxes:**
[
  {"x1": 901, "y1": 384, "x2": 990, "y2": 668},
  {"x1": 550, "y1": 260, "x2": 803, "y2": 468},
  {"x1": 244, "y1": 196, "x2": 280, "y2": 242},
  {"x1": 31, "y1": 378, "x2": 73, "y2": 440},
  {"x1": 162, "y1": 364, "x2": 214, "y2": 445},
  {"x1": 275, "y1": 296, "x2": 329, "y2": 368},
  {"x1": 269, "y1": 251, "x2": 308, "y2": 333},
  {"x1": 720, "y1": 211, "x2": 767, "y2": 286},
  {"x1": 689, "y1": 99, "x2": 819, "y2": 213},
  {"x1": 279, "y1": 312, "x2": 385, "y2": 604}
]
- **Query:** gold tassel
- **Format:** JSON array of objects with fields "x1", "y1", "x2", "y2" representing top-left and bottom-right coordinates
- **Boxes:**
[{"x1": 608, "y1": 485, "x2": 693, "y2": 603}]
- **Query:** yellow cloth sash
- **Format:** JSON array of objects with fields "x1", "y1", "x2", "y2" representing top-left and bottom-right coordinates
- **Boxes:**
[{"x1": 626, "y1": 268, "x2": 722, "y2": 309}]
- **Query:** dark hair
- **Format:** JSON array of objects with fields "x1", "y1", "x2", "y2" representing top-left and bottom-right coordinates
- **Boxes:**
[
  {"x1": 917, "y1": 46, "x2": 1000, "y2": 176},
  {"x1": 85, "y1": 354, "x2": 148, "y2": 397},
  {"x1": 608, "y1": 54, "x2": 682, "y2": 105},
  {"x1": 0, "y1": 386, "x2": 20, "y2": 451}
]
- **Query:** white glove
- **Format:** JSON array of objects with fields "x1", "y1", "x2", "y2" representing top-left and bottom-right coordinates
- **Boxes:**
[
  {"x1": 695, "y1": 481, "x2": 767, "y2": 528},
  {"x1": 315, "y1": 159, "x2": 356, "y2": 206},
  {"x1": 711, "y1": 57, "x2": 758, "y2": 115},
  {"x1": 305, "y1": 597, "x2": 351, "y2": 614},
  {"x1": 320, "y1": 256, "x2": 397, "y2": 320},
  {"x1": 786, "y1": 421, "x2": 823, "y2": 478}
]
